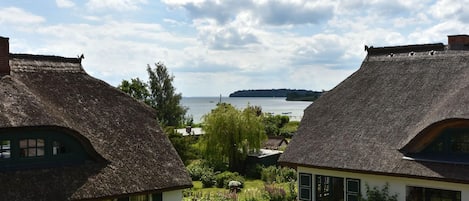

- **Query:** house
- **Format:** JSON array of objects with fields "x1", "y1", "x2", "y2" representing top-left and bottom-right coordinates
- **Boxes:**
[
  {"x1": 175, "y1": 126, "x2": 205, "y2": 137},
  {"x1": 0, "y1": 36, "x2": 192, "y2": 201},
  {"x1": 279, "y1": 35, "x2": 469, "y2": 201},
  {"x1": 263, "y1": 136, "x2": 288, "y2": 150}
]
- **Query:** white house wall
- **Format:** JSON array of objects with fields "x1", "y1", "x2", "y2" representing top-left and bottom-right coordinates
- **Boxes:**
[
  {"x1": 162, "y1": 189, "x2": 183, "y2": 201},
  {"x1": 298, "y1": 166, "x2": 469, "y2": 201}
]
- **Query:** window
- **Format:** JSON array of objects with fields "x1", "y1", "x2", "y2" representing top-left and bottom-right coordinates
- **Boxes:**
[
  {"x1": 20, "y1": 139, "x2": 45, "y2": 157},
  {"x1": 424, "y1": 128, "x2": 469, "y2": 154},
  {"x1": 53, "y1": 141, "x2": 67, "y2": 155},
  {"x1": 316, "y1": 175, "x2": 344, "y2": 201},
  {"x1": 346, "y1": 179, "x2": 360, "y2": 201},
  {"x1": 406, "y1": 186, "x2": 461, "y2": 201},
  {"x1": 0, "y1": 140, "x2": 11, "y2": 159},
  {"x1": 299, "y1": 173, "x2": 312, "y2": 201}
]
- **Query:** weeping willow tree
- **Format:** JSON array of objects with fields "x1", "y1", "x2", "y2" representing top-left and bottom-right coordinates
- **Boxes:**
[{"x1": 202, "y1": 103, "x2": 267, "y2": 172}]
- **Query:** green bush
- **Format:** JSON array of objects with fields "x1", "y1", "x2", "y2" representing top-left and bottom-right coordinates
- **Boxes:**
[
  {"x1": 187, "y1": 160, "x2": 213, "y2": 181},
  {"x1": 245, "y1": 164, "x2": 264, "y2": 179},
  {"x1": 261, "y1": 166, "x2": 297, "y2": 184},
  {"x1": 200, "y1": 170, "x2": 216, "y2": 188},
  {"x1": 215, "y1": 171, "x2": 245, "y2": 188}
]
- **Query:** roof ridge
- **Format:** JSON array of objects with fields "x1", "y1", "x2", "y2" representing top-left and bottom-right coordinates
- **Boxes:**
[{"x1": 10, "y1": 53, "x2": 82, "y2": 63}]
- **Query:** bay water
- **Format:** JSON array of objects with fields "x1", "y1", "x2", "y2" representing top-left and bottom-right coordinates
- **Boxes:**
[{"x1": 181, "y1": 97, "x2": 312, "y2": 123}]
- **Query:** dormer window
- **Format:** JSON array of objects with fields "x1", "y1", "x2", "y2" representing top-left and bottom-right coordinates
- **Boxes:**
[
  {"x1": 422, "y1": 128, "x2": 469, "y2": 154},
  {"x1": 0, "y1": 126, "x2": 99, "y2": 170},
  {"x1": 402, "y1": 124, "x2": 469, "y2": 164}
]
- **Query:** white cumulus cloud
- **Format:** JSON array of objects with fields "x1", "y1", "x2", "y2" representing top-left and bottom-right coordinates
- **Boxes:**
[{"x1": 56, "y1": 0, "x2": 75, "y2": 8}]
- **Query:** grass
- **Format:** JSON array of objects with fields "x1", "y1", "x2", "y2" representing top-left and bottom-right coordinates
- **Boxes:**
[{"x1": 185, "y1": 180, "x2": 295, "y2": 201}]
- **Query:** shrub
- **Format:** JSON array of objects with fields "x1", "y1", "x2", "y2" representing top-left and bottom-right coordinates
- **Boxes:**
[
  {"x1": 215, "y1": 171, "x2": 245, "y2": 188},
  {"x1": 264, "y1": 184, "x2": 286, "y2": 201},
  {"x1": 245, "y1": 164, "x2": 264, "y2": 179},
  {"x1": 187, "y1": 160, "x2": 213, "y2": 181},
  {"x1": 360, "y1": 183, "x2": 398, "y2": 201},
  {"x1": 200, "y1": 169, "x2": 216, "y2": 188},
  {"x1": 261, "y1": 166, "x2": 297, "y2": 184}
]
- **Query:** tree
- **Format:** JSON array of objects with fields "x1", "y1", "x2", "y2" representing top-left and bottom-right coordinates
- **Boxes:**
[
  {"x1": 202, "y1": 103, "x2": 267, "y2": 172},
  {"x1": 118, "y1": 62, "x2": 187, "y2": 127},
  {"x1": 118, "y1": 78, "x2": 150, "y2": 104}
]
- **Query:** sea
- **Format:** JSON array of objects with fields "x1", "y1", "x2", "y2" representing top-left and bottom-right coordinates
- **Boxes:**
[{"x1": 181, "y1": 97, "x2": 312, "y2": 123}]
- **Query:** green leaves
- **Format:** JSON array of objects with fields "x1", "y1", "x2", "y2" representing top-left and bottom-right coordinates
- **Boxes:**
[{"x1": 202, "y1": 103, "x2": 267, "y2": 172}]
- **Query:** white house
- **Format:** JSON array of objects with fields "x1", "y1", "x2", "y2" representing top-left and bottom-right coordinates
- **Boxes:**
[{"x1": 279, "y1": 35, "x2": 469, "y2": 201}]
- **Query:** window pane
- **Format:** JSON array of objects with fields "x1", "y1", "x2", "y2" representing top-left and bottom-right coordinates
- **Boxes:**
[
  {"x1": 37, "y1": 139, "x2": 44, "y2": 147},
  {"x1": 20, "y1": 140, "x2": 27, "y2": 148},
  {"x1": 300, "y1": 174, "x2": 311, "y2": 186},
  {"x1": 28, "y1": 139, "x2": 36, "y2": 147},
  {"x1": 28, "y1": 148, "x2": 36, "y2": 157},
  {"x1": 299, "y1": 188, "x2": 311, "y2": 201},
  {"x1": 347, "y1": 195, "x2": 358, "y2": 201},
  {"x1": 37, "y1": 147, "x2": 45, "y2": 156},
  {"x1": 0, "y1": 140, "x2": 11, "y2": 159},
  {"x1": 347, "y1": 179, "x2": 359, "y2": 193}
]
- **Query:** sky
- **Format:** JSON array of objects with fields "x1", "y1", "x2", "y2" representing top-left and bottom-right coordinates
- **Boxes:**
[{"x1": 1, "y1": 0, "x2": 469, "y2": 97}]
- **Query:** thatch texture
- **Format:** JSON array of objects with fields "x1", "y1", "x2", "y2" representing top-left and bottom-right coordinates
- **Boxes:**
[
  {"x1": 0, "y1": 54, "x2": 192, "y2": 200},
  {"x1": 279, "y1": 48, "x2": 469, "y2": 183}
]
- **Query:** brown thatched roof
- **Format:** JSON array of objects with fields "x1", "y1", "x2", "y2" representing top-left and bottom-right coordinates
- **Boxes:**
[
  {"x1": 279, "y1": 44, "x2": 469, "y2": 184},
  {"x1": 0, "y1": 54, "x2": 191, "y2": 200}
]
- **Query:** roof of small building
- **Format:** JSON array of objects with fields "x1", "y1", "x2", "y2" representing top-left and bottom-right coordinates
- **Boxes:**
[
  {"x1": 279, "y1": 44, "x2": 469, "y2": 184},
  {"x1": 263, "y1": 136, "x2": 288, "y2": 150},
  {"x1": 0, "y1": 54, "x2": 192, "y2": 200}
]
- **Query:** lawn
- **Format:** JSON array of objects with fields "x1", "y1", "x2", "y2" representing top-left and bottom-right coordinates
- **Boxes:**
[{"x1": 184, "y1": 180, "x2": 294, "y2": 201}]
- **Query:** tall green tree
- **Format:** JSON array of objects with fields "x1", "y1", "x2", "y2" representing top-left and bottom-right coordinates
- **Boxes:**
[
  {"x1": 147, "y1": 62, "x2": 187, "y2": 126},
  {"x1": 202, "y1": 103, "x2": 267, "y2": 172},
  {"x1": 118, "y1": 62, "x2": 186, "y2": 127}
]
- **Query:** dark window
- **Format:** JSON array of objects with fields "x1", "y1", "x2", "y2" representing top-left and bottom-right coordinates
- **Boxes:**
[
  {"x1": 346, "y1": 179, "x2": 360, "y2": 201},
  {"x1": 152, "y1": 193, "x2": 162, "y2": 201},
  {"x1": 316, "y1": 175, "x2": 344, "y2": 201},
  {"x1": 424, "y1": 128, "x2": 469, "y2": 154},
  {"x1": 20, "y1": 139, "x2": 45, "y2": 157},
  {"x1": 0, "y1": 140, "x2": 11, "y2": 159},
  {"x1": 406, "y1": 186, "x2": 461, "y2": 201},
  {"x1": 299, "y1": 173, "x2": 312, "y2": 201},
  {"x1": 52, "y1": 141, "x2": 67, "y2": 155}
]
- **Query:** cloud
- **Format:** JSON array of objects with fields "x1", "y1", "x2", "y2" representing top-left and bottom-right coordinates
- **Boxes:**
[
  {"x1": 0, "y1": 7, "x2": 45, "y2": 25},
  {"x1": 430, "y1": 0, "x2": 469, "y2": 22},
  {"x1": 163, "y1": 0, "x2": 334, "y2": 26},
  {"x1": 86, "y1": 0, "x2": 148, "y2": 11},
  {"x1": 56, "y1": 0, "x2": 75, "y2": 8}
]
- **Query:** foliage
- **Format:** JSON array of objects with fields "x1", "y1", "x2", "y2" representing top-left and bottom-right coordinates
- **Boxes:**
[
  {"x1": 147, "y1": 62, "x2": 187, "y2": 126},
  {"x1": 200, "y1": 169, "x2": 216, "y2": 188},
  {"x1": 279, "y1": 121, "x2": 300, "y2": 138},
  {"x1": 117, "y1": 78, "x2": 150, "y2": 104},
  {"x1": 165, "y1": 127, "x2": 198, "y2": 165},
  {"x1": 245, "y1": 164, "x2": 264, "y2": 179},
  {"x1": 360, "y1": 183, "x2": 398, "y2": 201},
  {"x1": 118, "y1": 62, "x2": 187, "y2": 127},
  {"x1": 263, "y1": 114, "x2": 289, "y2": 136},
  {"x1": 242, "y1": 188, "x2": 267, "y2": 201},
  {"x1": 264, "y1": 184, "x2": 286, "y2": 201},
  {"x1": 202, "y1": 103, "x2": 267, "y2": 172},
  {"x1": 187, "y1": 160, "x2": 213, "y2": 181},
  {"x1": 261, "y1": 166, "x2": 297, "y2": 184},
  {"x1": 215, "y1": 171, "x2": 245, "y2": 188}
]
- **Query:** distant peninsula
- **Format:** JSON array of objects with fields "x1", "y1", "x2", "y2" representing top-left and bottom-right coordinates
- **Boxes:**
[{"x1": 229, "y1": 89, "x2": 323, "y2": 101}]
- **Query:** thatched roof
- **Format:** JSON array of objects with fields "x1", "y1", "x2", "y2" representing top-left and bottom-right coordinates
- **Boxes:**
[
  {"x1": 279, "y1": 45, "x2": 469, "y2": 184},
  {"x1": 0, "y1": 54, "x2": 192, "y2": 200}
]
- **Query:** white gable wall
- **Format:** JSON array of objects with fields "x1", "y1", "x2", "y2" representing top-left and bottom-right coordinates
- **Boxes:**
[{"x1": 298, "y1": 166, "x2": 469, "y2": 201}]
